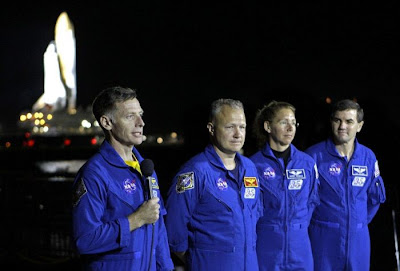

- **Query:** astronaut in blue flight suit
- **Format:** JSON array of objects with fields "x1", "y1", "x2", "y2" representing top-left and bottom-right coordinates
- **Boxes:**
[
  {"x1": 305, "y1": 99, "x2": 386, "y2": 271},
  {"x1": 71, "y1": 86, "x2": 174, "y2": 271},
  {"x1": 165, "y1": 99, "x2": 263, "y2": 271},
  {"x1": 250, "y1": 101, "x2": 320, "y2": 271}
]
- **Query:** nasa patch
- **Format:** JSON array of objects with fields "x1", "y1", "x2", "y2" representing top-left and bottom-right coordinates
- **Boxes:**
[
  {"x1": 217, "y1": 178, "x2": 228, "y2": 191},
  {"x1": 329, "y1": 163, "x2": 342, "y2": 176},
  {"x1": 123, "y1": 178, "x2": 137, "y2": 194},
  {"x1": 263, "y1": 167, "x2": 276, "y2": 180}
]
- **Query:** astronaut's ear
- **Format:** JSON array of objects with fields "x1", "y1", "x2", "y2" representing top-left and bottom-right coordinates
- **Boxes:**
[
  {"x1": 264, "y1": 121, "x2": 270, "y2": 132},
  {"x1": 357, "y1": 120, "x2": 364, "y2": 132},
  {"x1": 207, "y1": 122, "x2": 214, "y2": 135},
  {"x1": 100, "y1": 115, "x2": 113, "y2": 131}
]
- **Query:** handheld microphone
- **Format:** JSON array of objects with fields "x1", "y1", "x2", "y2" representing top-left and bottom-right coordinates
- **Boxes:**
[{"x1": 140, "y1": 159, "x2": 155, "y2": 199}]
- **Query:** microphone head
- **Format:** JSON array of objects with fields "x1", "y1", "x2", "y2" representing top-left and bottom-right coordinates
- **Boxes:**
[{"x1": 140, "y1": 159, "x2": 154, "y2": 177}]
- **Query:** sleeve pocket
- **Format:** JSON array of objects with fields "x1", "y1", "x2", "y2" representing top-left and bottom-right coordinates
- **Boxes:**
[{"x1": 369, "y1": 178, "x2": 386, "y2": 205}]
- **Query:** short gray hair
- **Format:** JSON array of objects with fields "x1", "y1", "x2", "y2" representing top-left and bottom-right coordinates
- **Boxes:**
[{"x1": 208, "y1": 98, "x2": 244, "y2": 123}]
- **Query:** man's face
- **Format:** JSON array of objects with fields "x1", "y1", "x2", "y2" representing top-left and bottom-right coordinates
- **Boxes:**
[
  {"x1": 109, "y1": 98, "x2": 145, "y2": 147},
  {"x1": 331, "y1": 109, "x2": 363, "y2": 145},
  {"x1": 212, "y1": 105, "x2": 246, "y2": 155}
]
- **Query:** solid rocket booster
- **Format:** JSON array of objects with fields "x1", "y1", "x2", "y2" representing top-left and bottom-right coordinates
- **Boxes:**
[{"x1": 55, "y1": 11, "x2": 77, "y2": 114}]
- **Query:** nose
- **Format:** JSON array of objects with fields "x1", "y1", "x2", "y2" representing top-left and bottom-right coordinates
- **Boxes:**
[
  {"x1": 234, "y1": 126, "x2": 243, "y2": 137},
  {"x1": 338, "y1": 121, "x2": 346, "y2": 129},
  {"x1": 286, "y1": 123, "x2": 296, "y2": 131},
  {"x1": 136, "y1": 115, "x2": 145, "y2": 127}
]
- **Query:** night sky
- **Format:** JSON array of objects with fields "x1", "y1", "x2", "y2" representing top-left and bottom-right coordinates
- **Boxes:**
[{"x1": 1, "y1": 3, "x2": 398, "y2": 134}]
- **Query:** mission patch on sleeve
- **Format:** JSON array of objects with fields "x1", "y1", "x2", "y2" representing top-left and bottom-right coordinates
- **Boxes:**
[
  {"x1": 374, "y1": 161, "x2": 380, "y2": 178},
  {"x1": 176, "y1": 172, "x2": 194, "y2": 193},
  {"x1": 314, "y1": 164, "x2": 319, "y2": 179},
  {"x1": 72, "y1": 178, "x2": 87, "y2": 207}
]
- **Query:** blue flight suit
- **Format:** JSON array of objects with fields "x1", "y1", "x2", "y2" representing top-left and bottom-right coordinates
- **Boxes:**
[
  {"x1": 250, "y1": 144, "x2": 320, "y2": 271},
  {"x1": 305, "y1": 138, "x2": 386, "y2": 271},
  {"x1": 165, "y1": 144, "x2": 263, "y2": 271},
  {"x1": 71, "y1": 140, "x2": 174, "y2": 271}
]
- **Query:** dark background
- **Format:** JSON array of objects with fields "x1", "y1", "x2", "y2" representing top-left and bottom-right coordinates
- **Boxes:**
[
  {"x1": 1, "y1": 2, "x2": 399, "y2": 270},
  {"x1": 1, "y1": 3, "x2": 398, "y2": 133}
]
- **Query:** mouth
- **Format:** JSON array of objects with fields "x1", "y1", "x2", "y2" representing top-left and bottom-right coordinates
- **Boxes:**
[{"x1": 231, "y1": 141, "x2": 243, "y2": 145}]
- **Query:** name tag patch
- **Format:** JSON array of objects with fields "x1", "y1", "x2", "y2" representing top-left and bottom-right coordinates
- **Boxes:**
[
  {"x1": 288, "y1": 179, "x2": 303, "y2": 190},
  {"x1": 352, "y1": 165, "x2": 368, "y2": 176},
  {"x1": 244, "y1": 188, "x2": 256, "y2": 199},
  {"x1": 286, "y1": 169, "x2": 306, "y2": 179},
  {"x1": 352, "y1": 176, "x2": 366, "y2": 187}
]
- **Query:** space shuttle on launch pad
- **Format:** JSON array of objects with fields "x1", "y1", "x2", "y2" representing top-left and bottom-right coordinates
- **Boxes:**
[{"x1": 33, "y1": 12, "x2": 77, "y2": 115}]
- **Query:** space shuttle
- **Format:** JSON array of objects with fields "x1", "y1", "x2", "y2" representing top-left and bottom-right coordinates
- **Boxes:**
[{"x1": 33, "y1": 12, "x2": 77, "y2": 114}]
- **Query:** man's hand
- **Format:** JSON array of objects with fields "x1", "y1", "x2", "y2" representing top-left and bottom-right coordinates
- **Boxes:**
[{"x1": 128, "y1": 197, "x2": 160, "y2": 231}]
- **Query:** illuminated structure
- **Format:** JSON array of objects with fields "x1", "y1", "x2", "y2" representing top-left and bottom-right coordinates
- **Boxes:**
[
  {"x1": 19, "y1": 11, "x2": 91, "y2": 136},
  {"x1": 14, "y1": 11, "x2": 183, "y2": 148},
  {"x1": 32, "y1": 12, "x2": 77, "y2": 114}
]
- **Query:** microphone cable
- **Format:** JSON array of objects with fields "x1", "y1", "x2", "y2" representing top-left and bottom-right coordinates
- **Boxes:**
[
  {"x1": 140, "y1": 159, "x2": 156, "y2": 271},
  {"x1": 148, "y1": 222, "x2": 155, "y2": 271}
]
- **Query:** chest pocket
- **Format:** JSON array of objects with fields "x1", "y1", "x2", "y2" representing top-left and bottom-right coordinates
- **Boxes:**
[
  {"x1": 290, "y1": 178, "x2": 311, "y2": 218},
  {"x1": 106, "y1": 179, "x2": 145, "y2": 218},
  {"x1": 351, "y1": 176, "x2": 370, "y2": 203},
  {"x1": 260, "y1": 179, "x2": 281, "y2": 210},
  {"x1": 199, "y1": 186, "x2": 236, "y2": 215},
  {"x1": 318, "y1": 170, "x2": 343, "y2": 198}
]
